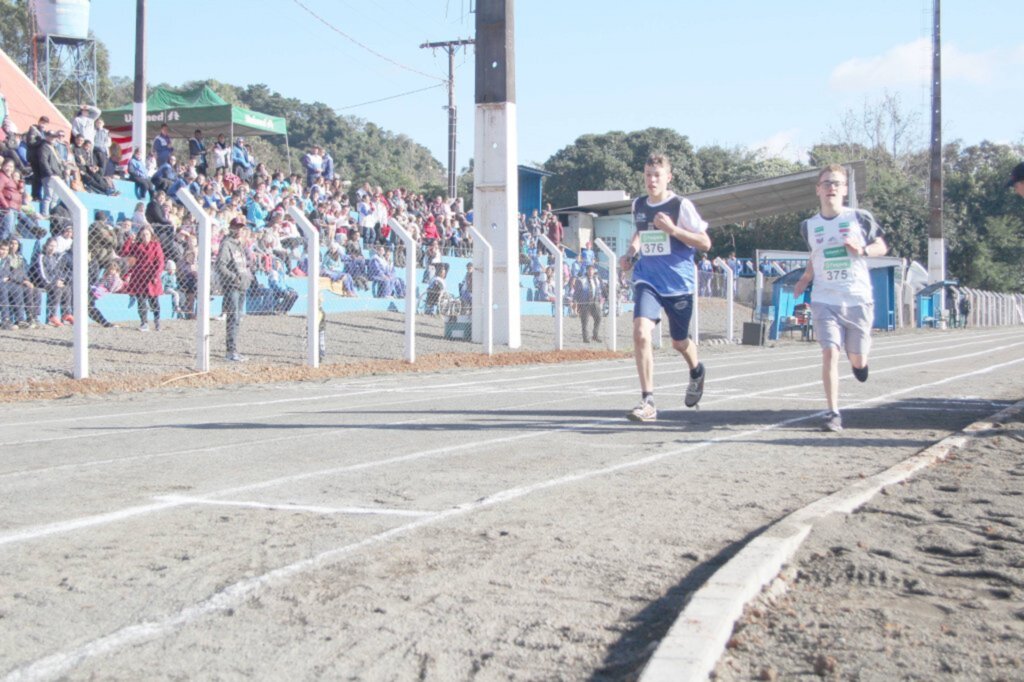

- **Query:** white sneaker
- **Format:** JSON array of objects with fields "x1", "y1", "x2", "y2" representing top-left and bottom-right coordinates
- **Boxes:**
[
  {"x1": 138, "y1": 323, "x2": 149, "y2": 332},
  {"x1": 627, "y1": 397, "x2": 657, "y2": 422}
]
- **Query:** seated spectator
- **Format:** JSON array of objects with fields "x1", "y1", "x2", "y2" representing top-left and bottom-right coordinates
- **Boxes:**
[
  {"x1": 424, "y1": 261, "x2": 449, "y2": 315},
  {"x1": 459, "y1": 262, "x2": 473, "y2": 313},
  {"x1": 92, "y1": 260, "x2": 124, "y2": 297},
  {"x1": 367, "y1": 244, "x2": 405, "y2": 298},
  {"x1": 29, "y1": 236, "x2": 72, "y2": 326},
  {"x1": 127, "y1": 148, "x2": 155, "y2": 199},
  {"x1": 1, "y1": 237, "x2": 40, "y2": 327},
  {"x1": 0, "y1": 158, "x2": 43, "y2": 239},
  {"x1": 320, "y1": 242, "x2": 357, "y2": 296},
  {"x1": 151, "y1": 154, "x2": 184, "y2": 196}
]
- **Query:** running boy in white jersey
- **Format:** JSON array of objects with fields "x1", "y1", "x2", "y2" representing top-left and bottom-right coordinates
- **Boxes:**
[
  {"x1": 620, "y1": 153, "x2": 711, "y2": 422},
  {"x1": 794, "y1": 164, "x2": 888, "y2": 432}
]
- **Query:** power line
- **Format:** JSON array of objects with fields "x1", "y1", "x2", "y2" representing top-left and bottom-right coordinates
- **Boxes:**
[
  {"x1": 291, "y1": 0, "x2": 446, "y2": 82},
  {"x1": 335, "y1": 83, "x2": 445, "y2": 111}
]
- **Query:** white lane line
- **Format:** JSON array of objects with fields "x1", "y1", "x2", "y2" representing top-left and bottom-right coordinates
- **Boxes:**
[
  {"x1": 3, "y1": 335, "x2": 1022, "y2": 540},
  {"x1": 0, "y1": 385, "x2": 617, "y2": 481},
  {"x1": 699, "y1": 340, "x2": 1024, "y2": 408},
  {"x1": 0, "y1": 501, "x2": 182, "y2": 549},
  {"x1": 151, "y1": 496, "x2": 434, "y2": 518},
  {"x1": 644, "y1": 333, "x2": 1024, "y2": 396},
  {"x1": 9, "y1": 356, "x2": 1023, "y2": 682}
]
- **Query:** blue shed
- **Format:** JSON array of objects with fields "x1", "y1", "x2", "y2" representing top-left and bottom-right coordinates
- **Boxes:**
[
  {"x1": 769, "y1": 264, "x2": 900, "y2": 339},
  {"x1": 518, "y1": 165, "x2": 554, "y2": 216},
  {"x1": 916, "y1": 280, "x2": 958, "y2": 328}
]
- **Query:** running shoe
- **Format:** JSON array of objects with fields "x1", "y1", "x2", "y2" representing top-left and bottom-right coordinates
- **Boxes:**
[
  {"x1": 684, "y1": 364, "x2": 705, "y2": 408},
  {"x1": 823, "y1": 411, "x2": 843, "y2": 432},
  {"x1": 627, "y1": 397, "x2": 657, "y2": 422},
  {"x1": 138, "y1": 323, "x2": 149, "y2": 332}
]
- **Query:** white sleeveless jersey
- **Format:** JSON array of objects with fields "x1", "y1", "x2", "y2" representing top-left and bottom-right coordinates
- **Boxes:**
[{"x1": 799, "y1": 208, "x2": 883, "y2": 305}]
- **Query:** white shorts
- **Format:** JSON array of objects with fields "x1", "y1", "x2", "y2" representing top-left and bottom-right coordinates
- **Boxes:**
[{"x1": 811, "y1": 302, "x2": 873, "y2": 355}]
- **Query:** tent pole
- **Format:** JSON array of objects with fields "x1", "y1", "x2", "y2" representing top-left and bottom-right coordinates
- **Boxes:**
[{"x1": 285, "y1": 132, "x2": 292, "y2": 174}]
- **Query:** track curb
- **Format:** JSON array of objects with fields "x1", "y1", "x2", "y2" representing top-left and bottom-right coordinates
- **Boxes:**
[{"x1": 639, "y1": 398, "x2": 1024, "y2": 682}]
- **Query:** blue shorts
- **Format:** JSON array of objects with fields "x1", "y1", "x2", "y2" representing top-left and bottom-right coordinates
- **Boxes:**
[{"x1": 633, "y1": 283, "x2": 694, "y2": 341}]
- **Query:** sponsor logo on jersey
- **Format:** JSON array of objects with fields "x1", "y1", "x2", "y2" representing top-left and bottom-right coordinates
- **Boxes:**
[{"x1": 814, "y1": 225, "x2": 825, "y2": 234}]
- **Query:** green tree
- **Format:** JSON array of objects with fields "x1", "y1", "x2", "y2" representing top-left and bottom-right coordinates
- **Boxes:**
[
  {"x1": 943, "y1": 141, "x2": 1024, "y2": 291},
  {"x1": 542, "y1": 128, "x2": 699, "y2": 208}
]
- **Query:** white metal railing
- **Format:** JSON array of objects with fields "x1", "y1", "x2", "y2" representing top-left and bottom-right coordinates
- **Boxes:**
[
  {"x1": 48, "y1": 178, "x2": 89, "y2": 378},
  {"x1": 388, "y1": 218, "x2": 416, "y2": 363},
  {"x1": 468, "y1": 224, "x2": 494, "y2": 356},
  {"x1": 593, "y1": 238, "x2": 617, "y2": 352},
  {"x1": 536, "y1": 234, "x2": 563, "y2": 350},
  {"x1": 176, "y1": 188, "x2": 213, "y2": 371},
  {"x1": 289, "y1": 207, "x2": 321, "y2": 368}
]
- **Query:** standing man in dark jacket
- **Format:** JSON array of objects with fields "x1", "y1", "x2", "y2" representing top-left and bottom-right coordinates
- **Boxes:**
[
  {"x1": 216, "y1": 217, "x2": 253, "y2": 362},
  {"x1": 25, "y1": 116, "x2": 48, "y2": 201},
  {"x1": 37, "y1": 132, "x2": 65, "y2": 218}
]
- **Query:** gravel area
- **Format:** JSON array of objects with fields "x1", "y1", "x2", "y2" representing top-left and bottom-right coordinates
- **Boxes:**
[{"x1": 714, "y1": 406, "x2": 1024, "y2": 682}]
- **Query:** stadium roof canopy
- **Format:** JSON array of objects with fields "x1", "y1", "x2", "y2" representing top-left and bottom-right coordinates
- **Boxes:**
[{"x1": 557, "y1": 160, "x2": 869, "y2": 228}]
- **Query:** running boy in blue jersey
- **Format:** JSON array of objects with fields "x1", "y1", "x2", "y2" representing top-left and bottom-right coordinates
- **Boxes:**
[
  {"x1": 794, "y1": 164, "x2": 888, "y2": 432},
  {"x1": 619, "y1": 153, "x2": 711, "y2": 422}
]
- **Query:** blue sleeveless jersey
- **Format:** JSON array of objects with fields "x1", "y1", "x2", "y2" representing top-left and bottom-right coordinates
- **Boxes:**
[{"x1": 632, "y1": 194, "x2": 699, "y2": 296}]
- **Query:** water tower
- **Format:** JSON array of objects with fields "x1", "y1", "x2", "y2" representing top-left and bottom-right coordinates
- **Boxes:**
[{"x1": 31, "y1": 0, "x2": 97, "y2": 107}]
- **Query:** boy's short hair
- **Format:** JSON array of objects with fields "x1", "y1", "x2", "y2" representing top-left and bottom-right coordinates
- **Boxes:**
[
  {"x1": 817, "y1": 163, "x2": 847, "y2": 182},
  {"x1": 645, "y1": 153, "x2": 671, "y2": 170}
]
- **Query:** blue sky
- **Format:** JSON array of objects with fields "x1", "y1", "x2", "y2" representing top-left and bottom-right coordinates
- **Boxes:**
[{"x1": 88, "y1": 1, "x2": 1023, "y2": 172}]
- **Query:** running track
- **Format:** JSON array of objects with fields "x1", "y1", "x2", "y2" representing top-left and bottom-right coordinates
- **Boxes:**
[{"x1": 2, "y1": 328, "x2": 1022, "y2": 680}]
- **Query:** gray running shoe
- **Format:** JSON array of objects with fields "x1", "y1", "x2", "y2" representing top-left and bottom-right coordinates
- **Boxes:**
[
  {"x1": 684, "y1": 365, "x2": 705, "y2": 408},
  {"x1": 226, "y1": 352, "x2": 247, "y2": 362},
  {"x1": 627, "y1": 397, "x2": 657, "y2": 422},
  {"x1": 823, "y1": 411, "x2": 843, "y2": 432}
]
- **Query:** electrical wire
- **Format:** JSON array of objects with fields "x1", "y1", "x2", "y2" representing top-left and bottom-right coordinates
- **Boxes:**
[
  {"x1": 291, "y1": 0, "x2": 446, "y2": 82},
  {"x1": 335, "y1": 83, "x2": 445, "y2": 111}
]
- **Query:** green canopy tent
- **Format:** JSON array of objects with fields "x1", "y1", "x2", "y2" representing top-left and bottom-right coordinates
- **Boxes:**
[{"x1": 106, "y1": 85, "x2": 290, "y2": 170}]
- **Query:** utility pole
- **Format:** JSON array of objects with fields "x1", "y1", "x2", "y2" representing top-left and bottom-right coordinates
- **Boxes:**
[
  {"x1": 927, "y1": 0, "x2": 944, "y2": 284},
  {"x1": 420, "y1": 38, "x2": 474, "y2": 201},
  {"x1": 133, "y1": 0, "x2": 147, "y2": 159},
  {"x1": 474, "y1": 0, "x2": 519, "y2": 347}
]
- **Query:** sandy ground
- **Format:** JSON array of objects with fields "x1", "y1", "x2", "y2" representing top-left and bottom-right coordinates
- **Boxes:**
[{"x1": 714, "y1": 407, "x2": 1024, "y2": 682}]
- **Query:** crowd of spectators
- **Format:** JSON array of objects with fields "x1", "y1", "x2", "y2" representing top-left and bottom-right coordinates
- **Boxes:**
[{"x1": 3, "y1": 97, "x2": 780, "y2": 335}]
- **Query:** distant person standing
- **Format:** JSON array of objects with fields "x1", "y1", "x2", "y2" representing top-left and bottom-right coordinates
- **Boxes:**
[
  {"x1": 71, "y1": 104, "x2": 101, "y2": 145},
  {"x1": 619, "y1": 152, "x2": 711, "y2": 422},
  {"x1": 794, "y1": 164, "x2": 888, "y2": 433},
  {"x1": 25, "y1": 116, "x2": 49, "y2": 201},
  {"x1": 216, "y1": 217, "x2": 253, "y2": 362},
  {"x1": 152, "y1": 123, "x2": 173, "y2": 166},
  {"x1": 573, "y1": 262, "x2": 604, "y2": 343},
  {"x1": 188, "y1": 129, "x2": 207, "y2": 177}
]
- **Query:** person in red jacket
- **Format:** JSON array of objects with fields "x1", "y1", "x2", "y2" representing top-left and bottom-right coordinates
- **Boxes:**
[
  {"x1": 121, "y1": 224, "x2": 165, "y2": 331},
  {"x1": 0, "y1": 158, "x2": 41, "y2": 239}
]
